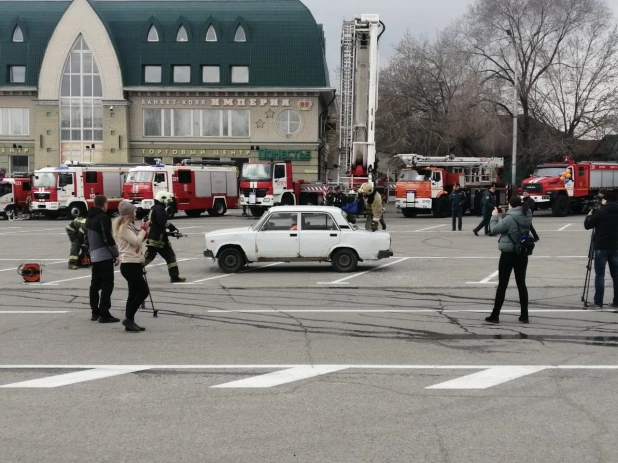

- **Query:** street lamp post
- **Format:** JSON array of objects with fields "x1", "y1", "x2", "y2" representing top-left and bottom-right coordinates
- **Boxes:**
[{"x1": 506, "y1": 29, "x2": 518, "y2": 196}]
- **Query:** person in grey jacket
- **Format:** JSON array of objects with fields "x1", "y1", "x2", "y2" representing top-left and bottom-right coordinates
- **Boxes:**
[{"x1": 485, "y1": 195, "x2": 533, "y2": 324}]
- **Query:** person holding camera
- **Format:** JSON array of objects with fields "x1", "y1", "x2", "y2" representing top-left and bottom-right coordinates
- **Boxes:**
[
  {"x1": 113, "y1": 201, "x2": 150, "y2": 332},
  {"x1": 485, "y1": 196, "x2": 533, "y2": 324},
  {"x1": 583, "y1": 191, "x2": 618, "y2": 308}
]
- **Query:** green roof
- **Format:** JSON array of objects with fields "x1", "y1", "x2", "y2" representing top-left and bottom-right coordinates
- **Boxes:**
[{"x1": 0, "y1": 0, "x2": 331, "y2": 89}]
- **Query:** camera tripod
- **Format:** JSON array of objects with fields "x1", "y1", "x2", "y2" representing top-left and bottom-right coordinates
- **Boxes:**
[{"x1": 581, "y1": 230, "x2": 594, "y2": 309}]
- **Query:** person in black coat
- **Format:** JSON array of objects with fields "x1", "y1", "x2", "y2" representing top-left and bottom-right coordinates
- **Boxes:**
[
  {"x1": 473, "y1": 186, "x2": 496, "y2": 236},
  {"x1": 449, "y1": 184, "x2": 467, "y2": 231}
]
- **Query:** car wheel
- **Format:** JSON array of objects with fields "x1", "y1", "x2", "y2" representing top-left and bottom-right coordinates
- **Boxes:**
[
  {"x1": 217, "y1": 248, "x2": 246, "y2": 273},
  {"x1": 331, "y1": 248, "x2": 358, "y2": 273},
  {"x1": 552, "y1": 194, "x2": 570, "y2": 217},
  {"x1": 210, "y1": 201, "x2": 226, "y2": 217},
  {"x1": 402, "y1": 208, "x2": 417, "y2": 218}
]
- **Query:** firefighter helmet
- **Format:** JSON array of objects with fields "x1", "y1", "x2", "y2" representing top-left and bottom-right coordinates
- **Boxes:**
[
  {"x1": 358, "y1": 183, "x2": 374, "y2": 195},
  {"x1": 154, "y1": 191, "x2": 173, "y2": 204}
]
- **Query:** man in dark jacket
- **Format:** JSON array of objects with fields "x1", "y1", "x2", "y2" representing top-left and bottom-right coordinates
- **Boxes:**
[
  {"x1": 473, "y1": 186, "x2": 496, "y2": 236},
  {"x1": 86, "y1": 195, "x2": 120, "y2": 323},
  {"x1": 66, "y1": 214, "x2": 87, "y2": 269},
  {"x1": 584, "y1": 191, "x2": 618, "y2": 308},
  {"x1": 449, "y1": 184, "x2": 467, "y2": 231},
  {"x1": 144, "y1": 191, "x2": 186, "y2": 283},
  {"x1": 326, "y1": 186, "x2": 347, "y2": 208}
]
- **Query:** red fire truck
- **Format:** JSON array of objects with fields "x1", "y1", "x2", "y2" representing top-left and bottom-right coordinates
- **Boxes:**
[
  {"x1": 238, "y1": 161, "x2": 332, "y2": 217},
  {"x1": 522, "y1": 156, "x2": 618, "y2": 216},
  {"x1": 31, "y1": 162, "x2": 142, "y2": 218},
  {"x1": 123, "y1": 160, "x2": 238, "y2": 218},
  {"x1": 395, "y1": 154, "x2": 505, "y2": 218},
  {"x1": 0, "y1": 175, "x2": 32, "y2": 219}
]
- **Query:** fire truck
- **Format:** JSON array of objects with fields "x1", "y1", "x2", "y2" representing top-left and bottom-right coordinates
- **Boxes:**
[
  {"x1": 522, "y1": 156, "x2": 618, "y2": 216},
  {"x1": 31, "y1": 162, "x2": 142, "y2": 218},
  {"x1": 123, "y1": 160, "x2": 238, "y2": 218},
  {"x1": 238, "y1": 161, "x2": 331, "y2": 217},
  {"x1": 0, "y1": 175, "x2": 32, "y2": 219},
  {"x1": 395, "y1": 154, "x2": 505, "y2": 218}
]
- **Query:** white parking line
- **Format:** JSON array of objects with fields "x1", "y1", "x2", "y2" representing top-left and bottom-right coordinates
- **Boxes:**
[
  {"x1": 184, "y1": 262, "x2": 284, "y2": 284},
  {"x1": 414, "y1": 224, "x2": 446, "y2": 232},
  {"x1": 0, "y1": 228, "x2": 65, "y2": 236},
  {"x1": 317, "y1": 257, "x2": 411, "y2": 285},
  {"x1": 211, "y1": 365, "x2": 349, "y2": 388},
  {"x1": 0, "y1": 366, "x2": 149, "y2": 388},
  {"x1": 42, "y1": 258, "x2": 198, "y2": 285},
  {"x1": 0, "y1": 311, "x2": 70, "y2": 314},
  {"x1": 206, "y1": 309, "x2": 616, "y2": 313},
  {"x1": 558, "y1": 224, "x2": 572, "y2": 231},
  {"x1": 466, "y1": 270, "x2": 499, "y2": 285},
  {"x1": 426, "y1": 366, "x2": 549, "y2": 389}
]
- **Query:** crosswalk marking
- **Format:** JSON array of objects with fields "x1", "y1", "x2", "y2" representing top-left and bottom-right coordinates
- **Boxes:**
[
  {"x1": 0, "y1": 367, "x2": 148, "y2": 388},
  {"x1": 426, "y1": 366, "x2": 549, "y2": 389},
  {"x1": 212, "y1": 366, "x2": 349, "y2": 388},
  {"x1": 0, "y1": 365, "x2": 616, "y2": 390}
]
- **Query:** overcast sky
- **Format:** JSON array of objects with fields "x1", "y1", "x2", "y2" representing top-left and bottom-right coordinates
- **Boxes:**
[{"x1": 303, "y1": 0, "x2": 618, "y2": 87}]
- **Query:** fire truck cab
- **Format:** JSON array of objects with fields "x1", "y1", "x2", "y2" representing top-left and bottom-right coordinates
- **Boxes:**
[
  {"x1": 31, "y1": 162, "x2": 139, "y2": 218},
  {"x1": 0, "y1": 176, "x2": 32, "y2": 219},
  {"x1": 123, "y1": 160, "x2": 238, "y2": 218}
]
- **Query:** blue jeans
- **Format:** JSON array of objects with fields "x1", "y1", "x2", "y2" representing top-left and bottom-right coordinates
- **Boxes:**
[{"x1": 593, "y1": 250, "x2": 618, "y2": 306}]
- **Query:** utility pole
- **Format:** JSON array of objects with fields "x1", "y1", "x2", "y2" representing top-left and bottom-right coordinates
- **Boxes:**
[{"x1": 506, "y1": 29, "x2": 518, "y2": 196}]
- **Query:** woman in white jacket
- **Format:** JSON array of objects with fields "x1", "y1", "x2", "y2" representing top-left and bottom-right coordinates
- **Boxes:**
[{"x1": 112, "y1": 201, "x2": 150, "y2": 332}]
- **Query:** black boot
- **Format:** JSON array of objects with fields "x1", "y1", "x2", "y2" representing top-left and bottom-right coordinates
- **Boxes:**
[
  {"x1": 485, "y1": 313, "x2": 500, "y2": 324},
  {"x1": 122, "y1": 319, "x2": 141, "y2": 332}
]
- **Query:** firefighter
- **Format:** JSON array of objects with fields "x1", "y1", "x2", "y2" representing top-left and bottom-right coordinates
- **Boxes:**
[
  {"x1": 358, "y1": 183, "x2": 383, "y2": 231},
  {"x1": 66, "y1": 213, "x2": 88, "y2": 270},
  {"x1": 144, "y1": 191, "x2": 187, "y2": 283}
]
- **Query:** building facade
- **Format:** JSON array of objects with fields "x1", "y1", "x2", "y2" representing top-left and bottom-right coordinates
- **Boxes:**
[{"x1": 0, "y1": 0, "x2": 334, "y2": 181}]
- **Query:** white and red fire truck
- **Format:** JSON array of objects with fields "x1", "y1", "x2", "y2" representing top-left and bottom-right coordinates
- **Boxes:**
[
  {"x1": 522, "y1": 156, "x2": 618, "y2": 216},
  {"x1": 31, "y1": 162, "x2": 140, "y2": 218},
  {"x1": 395, "y1": 154, "x2": 505, "y2": 218},
  {"x1": 238, "y1": 161, "x2": 332, "y2": 217},
  {"x1": 123, "y1": 160, "x2": 238, "y2": 218},
  {"x1": 0, "y1": 175, "x2": 32, "y2": 219}
]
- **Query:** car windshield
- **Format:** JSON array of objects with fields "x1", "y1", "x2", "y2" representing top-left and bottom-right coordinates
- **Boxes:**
[
  {"x1": 533, "y1": 166, "x2": 567, "y2": 178},
  {"x1": 252, "y1": 212, "x2": 271, "y2": 231},
  {"x1": 126, "y1": 171, "x2": 154, "y2": 183},
  {"x1": 241, "y1": 164, "x2": 273, "y2": 182},
  {"x1": 399, "y1": 169, "x2": 430, "y2": 181},
  {"x1": 33, "y1": 172, "x2": 56, "y2": 188}
]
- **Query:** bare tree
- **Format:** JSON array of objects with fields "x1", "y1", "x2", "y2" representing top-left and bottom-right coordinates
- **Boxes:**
[
  {"x1": 530, "y1": 16, "x2": 618, "y2": 142},
  {"x1": 460, "y1": 0, "x2": 611, "y2": 162},
  {"x1": 377, "y1": 27, "x2": 507, "y2": 159}
]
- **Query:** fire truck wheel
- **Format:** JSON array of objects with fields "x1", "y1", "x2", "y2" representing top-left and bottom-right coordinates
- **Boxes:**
[
  {"x1": 249, "y1": 207, "x2": 264, "y2": 217},
  {"x1": 552, "y1": 194, "x2": 570, "y2": 217},
  {"x1": 331, "y1": 248, "x2": 359, "y2": 273},
  {"x1": 217, "y1": 247, "x2": 246, "y2": 273},
  {"x1": 432, "y1": 196, "x2": 450, "y2": 218},
  {"x1": 401, "y1": 208, "x2": 418, "y2": 218},
  {"x1": 69, "y1": 203, "x2": 86, "y2": 219},
  {"x1": 185, "y1": 210, "x2": 203, "y2": 218},
  {"x1": 281, "y1": 193, "x2": 295, "y2": 206},
  {"x1": 209, "y1": 201, "x2": 227, "y2": 217}
]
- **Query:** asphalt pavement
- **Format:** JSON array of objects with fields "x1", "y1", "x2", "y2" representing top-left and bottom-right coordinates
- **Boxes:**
[{"x1": 0, "y1": 206, "x2": 616, "y2": 463}]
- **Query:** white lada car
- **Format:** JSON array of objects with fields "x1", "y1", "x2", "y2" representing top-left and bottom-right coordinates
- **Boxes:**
[{"x1": 204, "y1": 206, "x2": 393, "y2": 273}]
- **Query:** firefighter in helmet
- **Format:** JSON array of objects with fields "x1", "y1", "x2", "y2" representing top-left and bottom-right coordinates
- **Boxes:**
[
  {"x1": 358, "y1": 183, "x2": 384, "y2": 231},
  {"x1": 66, "y1": 212, "x2": 89, "y2": 270},
  {"x1": 144, "y1": 191, "x2": 186, "y2": 283}
]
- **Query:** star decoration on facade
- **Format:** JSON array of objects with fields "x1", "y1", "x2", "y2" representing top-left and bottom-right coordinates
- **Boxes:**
[
  {"x1": 256, "y1": 119, "x2": 265, "y2": 128},
  {"x1": 265, "y1": 109, "x2": 275, "y2": 118}
]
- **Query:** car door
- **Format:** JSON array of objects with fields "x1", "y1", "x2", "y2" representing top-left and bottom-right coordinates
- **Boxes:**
[
  {"x1": 299, "y1": 212, "x2": 340, "y2": 258},
  {"x1": 255, "y1": 212, "x2": 300, "y2": 259}
]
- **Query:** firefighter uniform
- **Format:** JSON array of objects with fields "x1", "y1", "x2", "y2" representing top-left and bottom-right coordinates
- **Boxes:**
[
  {"x1": 144, "y1": 202, "x2": 185, "y2": 282},
  {"x1": 66, "y1": 217, "x2": 87, "y2": 269}
]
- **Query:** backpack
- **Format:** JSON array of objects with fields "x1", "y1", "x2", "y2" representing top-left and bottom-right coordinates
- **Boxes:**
[{"x1": 507, "y1": 220, "x2": 536, "y2": 256}]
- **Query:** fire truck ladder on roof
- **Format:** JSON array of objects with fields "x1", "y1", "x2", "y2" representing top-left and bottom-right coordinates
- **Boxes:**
[{"x1": 339, "y1": 20, "x2": 356, "y2": 184}]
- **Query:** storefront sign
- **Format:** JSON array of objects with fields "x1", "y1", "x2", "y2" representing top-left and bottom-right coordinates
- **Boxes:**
[
  {"x1": 140, "y1": 148, "x2": 253, "y2": 156},
  {"x1": 141, "y1": 98, "x2": 295, "y2": 108},
  {"x1": 258, "y1": 148, "x2": 311, "y2": 161},
  {"x1": 0, "y1": 147, "x2": 30, "y2": 154}
]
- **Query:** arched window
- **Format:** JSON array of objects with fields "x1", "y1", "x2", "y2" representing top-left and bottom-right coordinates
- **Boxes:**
[
  {"x1": 147, "y1": 25, "x2": 159, "y2": 42},
  {"x1": 234, "y1": 25, "x2": 246, "y2": 42},
  {"x1": 12, "y1": 26, "x2": 24, "y2": 43},
  {"x1": 206, "y1": 25, "x2": 217, "y2": 42},
  {"x1": 177, "y1": 25, "x2": 188, "y2": 42},
  {"x1": 59, "y1": 35, "x2": 104, "y2": 164}
]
